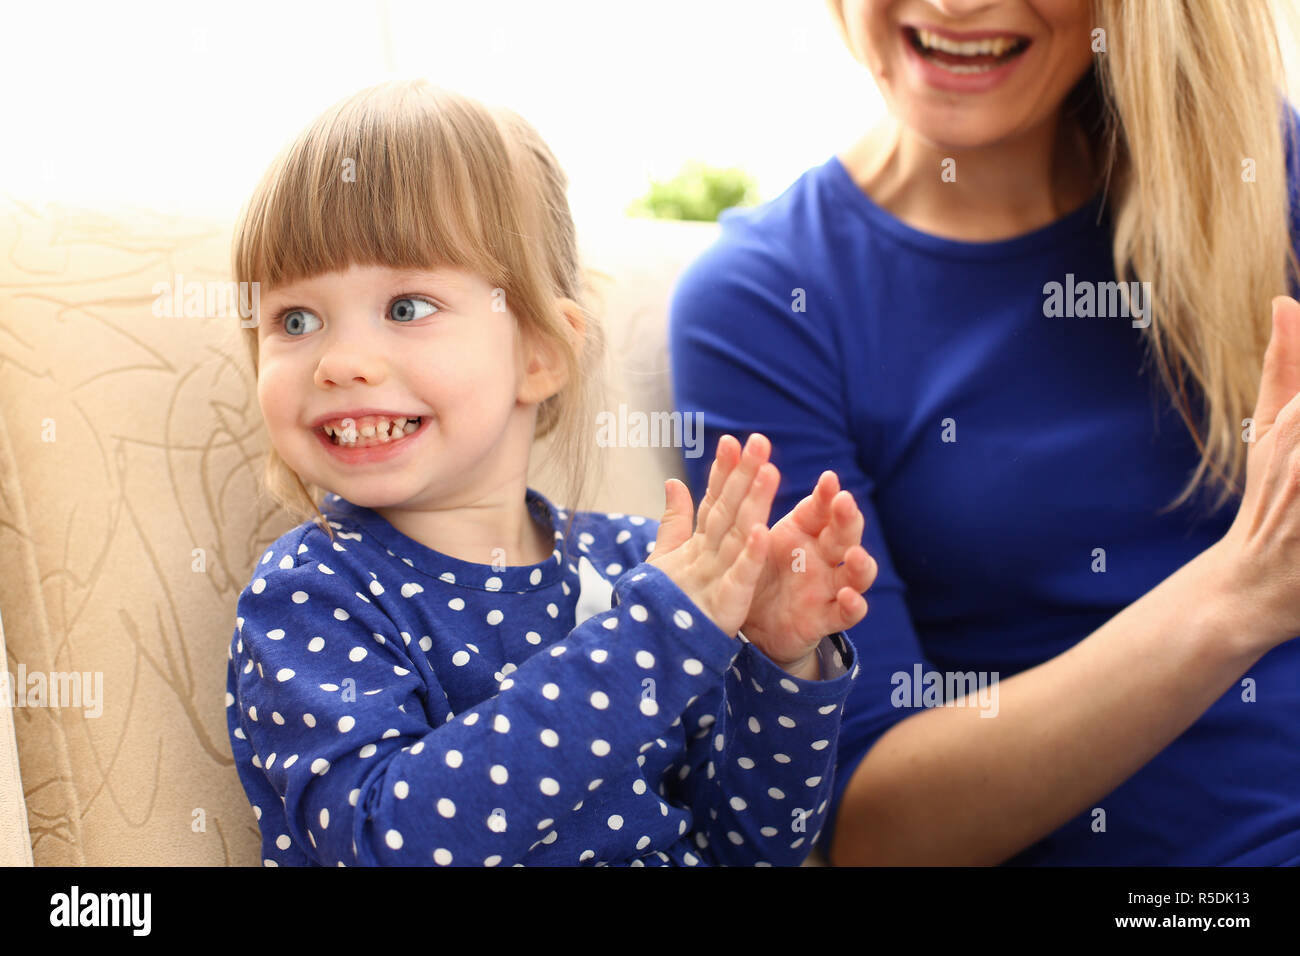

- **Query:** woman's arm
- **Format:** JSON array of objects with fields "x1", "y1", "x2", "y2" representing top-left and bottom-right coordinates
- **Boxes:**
[{"x1": 829, "y1": 541, "x2": 1258, "y2": 866}]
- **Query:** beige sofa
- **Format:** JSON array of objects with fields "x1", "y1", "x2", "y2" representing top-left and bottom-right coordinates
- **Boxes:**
[{"x1": 0, "y1": 196, "x2": 829, "y2": 866}]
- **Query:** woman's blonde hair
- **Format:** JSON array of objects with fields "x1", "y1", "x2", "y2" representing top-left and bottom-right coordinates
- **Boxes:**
[
  {"x1": 828, "y1": 0, "x2": 1300, "y2": 514},
  {"x1": 232, "y1": 79, "x2": 607, "y2": 544}
]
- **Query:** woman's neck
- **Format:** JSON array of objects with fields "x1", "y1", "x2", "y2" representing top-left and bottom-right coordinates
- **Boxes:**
[{"x1": 838, "y1": 109, "x2": 1100, "y2": 242}]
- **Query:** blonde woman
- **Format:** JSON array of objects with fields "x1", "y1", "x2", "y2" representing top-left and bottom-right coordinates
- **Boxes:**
[{"x1": 669, "y1": 0, "x2": 1300, "y2": 864}]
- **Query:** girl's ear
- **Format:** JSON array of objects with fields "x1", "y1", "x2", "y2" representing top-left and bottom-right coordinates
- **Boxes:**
[{"x1": 517, "y1": 297, "x2": 585, "y2": 405}]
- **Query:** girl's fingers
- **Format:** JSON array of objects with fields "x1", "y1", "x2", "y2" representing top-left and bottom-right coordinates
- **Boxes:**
[
  {"x1": 790, "y1": 470, "x2": 839, "y2": 536},
  {"x1": 723, "y1": 522, "x2": 769, "y2": 603},
  {"x1": 695, "y1": 434, "x2": 739, "y2": 534},
  {"x1": 833, "y1": 545, "x2": 877, "y2": 595},
  {"x1": 722, "y1": 461, "x2": 779, "y2": 563},
  {"x1": 818, "y1": 490, "x2": 865, "y2": 566},
  {"x1": 653, "y1": 478, "x2": 696, "y2": 556},
  {"x1": 834, "y1": 587, "x2": 868, "y2": 629},
  {"x1": 704, "y1": 433, "x2": 772, "y2": 549}
]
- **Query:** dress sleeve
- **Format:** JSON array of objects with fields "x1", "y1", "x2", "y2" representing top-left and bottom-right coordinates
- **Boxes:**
[
  {"x1": 671, "y1": 629, "x2": 860, "y2": 866},
  {"x1": 668, "y1": 237, "x2": 939, "y2": 852},
  {"x1": 229, "y1": 552, "x2": 747, "y2": 866}
]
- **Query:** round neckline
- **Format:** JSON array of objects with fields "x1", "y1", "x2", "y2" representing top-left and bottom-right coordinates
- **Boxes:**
[
  {"x1": 320, "y1": 487, "x2": 566, "y2": 593},
  {"x1": 823, "y1": 154, "x2": 1107, "y2": 262}
]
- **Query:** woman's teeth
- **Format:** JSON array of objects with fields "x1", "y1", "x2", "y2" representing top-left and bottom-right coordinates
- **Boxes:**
[
  {"x1": 322, "y1": 416, "x2": 423, "y2": 446},
  {"x1": 909, "y1": 27, "x2": 1029, "y2": 74}
]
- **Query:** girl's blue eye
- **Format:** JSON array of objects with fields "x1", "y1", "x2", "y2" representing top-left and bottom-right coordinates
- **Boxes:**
[
  {"x1": 281, "y1": 309, "x2": 322, "y2": 336},
  {"x1": 391, "y1": 297, "x2": 439, "y2": 322}
]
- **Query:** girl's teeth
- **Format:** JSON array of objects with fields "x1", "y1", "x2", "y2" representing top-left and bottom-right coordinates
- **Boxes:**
[{"x1": 325, "y1": 417, "x2": 423, "y2": 446}]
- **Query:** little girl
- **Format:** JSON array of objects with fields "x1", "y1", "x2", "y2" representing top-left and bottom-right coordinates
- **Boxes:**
[{"x1": 225, "y1": 79, "x2": 876, "y2": 867}]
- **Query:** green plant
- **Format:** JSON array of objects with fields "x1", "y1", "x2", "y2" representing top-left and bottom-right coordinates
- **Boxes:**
[{"x1": 627, "y1": 161, "x2": 759, "y2": 222}]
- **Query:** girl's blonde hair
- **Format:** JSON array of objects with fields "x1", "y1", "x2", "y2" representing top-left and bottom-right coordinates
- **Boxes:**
[
  {"x1": 232, "y1": 79, "x2": 606, "y2": 544},
  {"x1": 828, "y1": 0, "x2": 1300, "y2": 514}
]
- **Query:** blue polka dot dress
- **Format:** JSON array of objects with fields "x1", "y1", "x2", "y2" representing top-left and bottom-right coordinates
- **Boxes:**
[{"x1": 225, "y1": 487, "x2": 860, "y2": 866}]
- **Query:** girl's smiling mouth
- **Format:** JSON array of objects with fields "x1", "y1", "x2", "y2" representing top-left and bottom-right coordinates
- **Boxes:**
[{"x1": 314, "y1": 414, "x2": 431, "y2": 464}]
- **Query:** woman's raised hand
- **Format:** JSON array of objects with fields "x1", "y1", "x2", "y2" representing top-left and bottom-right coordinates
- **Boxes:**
[
  {"x1": 645, "y1": 433, "x2": 779, "y2": 637},
  {"x1": 1215, "y1": 294, "x2": 1300, "y2": 651}
]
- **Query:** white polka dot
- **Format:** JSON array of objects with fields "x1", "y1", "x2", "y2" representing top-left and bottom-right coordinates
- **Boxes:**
[
  {"x1": 778, "y1": 715, "x2": 796, "y2": 728},
  {"x1": 448, "y1": 597, "x2": 465, "y2": 611},
  {"x1": 266, "y1": 628, "x2": 284, "y2": 640},
  {"x1": 338, "y1": 716, "x2": 355, "y2": 733},
  {"x1": 311, "y1": 758, "x2": 329, "y2": 774},
  {"x1": 636, "y1": 651, "x2": 655, "y2": 669},
  {"x1": 683, "y1": 658, "x2": 703, "y2": 675},
  {"x1": 727, "y1": 831, "x2": 744, "y2": 845},
  {"x1": 768, "y1": 787, "x2": 785, "y2": 799},
  {"x1": 636, "y1": 835, "x2": 651, "y2": 850},
  {"x1": 485, "y1": 576, "x2": 503, "y2": 591},
  {"x1": 738, "y1": 757, "x2": 755, "y2": 769},
  {"x1": 542, "y1": 683, "x2": 560, "y2": 700},
  {"x1": 629, "y1": 604, "x2": 648, "y2": 622},
  {"x1": 806, "y1": 776, "x2": 822, "y2": 787},
  {"x1": 437, "y1": 798, "x2": 455, "y2": 818},
  {"x1": 452, "y1": 650, "x2": 470, "y2": 666},
  {"x1": 484, "y1": 855, "x2": 502, "y2": 867},
  {"x1": 547, "y1": 603, "x2": 559, "y2": 618},
  {"x1": 434, "y1": 848, "x2": 452, "y2": 865},
  {"x1": 275, "y1": 668, "x2": 295, "y2": 682},
  {"x1": 590, "y1": 691, "x2": 609, "y2": 710},
  {"x1": 486, "y1": 609, "x2": 503, "y2": 625},
  {"x1": 811, "y1": 739, "x2": 829, "y2": 750},
  {"x1": 606, "y1": 563, "x2": 623, "y2": 575},
  {"x1": 251, "y1": 578, "x2": 266, "y2": 594},
  {"x1": 526, "y1": 631, "x2": 542, "y2": 644},
  {"x1": 540, "y1": 778, "x2": 560, "y2": 796},
  {"x1": 729, "y1": 796, "x2": 747, "y2": 811},
  {"x1": 359, "y1": 744, "x2": 377, "y2": 758},
  {"x1": 291, "y1": 591, "x2": 308, "y2": 604},
  {"x1": 394, "y1": 781, "x2": 409, "y2": 798},
  {"x1": 607, "y1": 814, "x2": 624, "y2": 831},
  {"x1": 530, "y1": 568, "x2": 542, "y2": 585},
  {"x1": 369, "y1": 579, "x2": 384, "y2": 596},
  {"x1": 774, "y1": 753, "x2": 791, "y2": 763},
  {"x1": 349, "y1": 646, "x2": 367, "y2": 662},
  {"x1": 385, "y1": 829, "x2": 403, "y2": 849},
  {"x1": 307, "y1": 637, "x2": 325, "y2": 652},
  {"x1": 673, "y1": 609, "x2": 693, "y2": 629},
  {"x1": 591, "y1": 739, "x2": 610, "y2": 756},
  {"x1": 445, "y1": 749, "x2": 463, "y2": 768},
  {"x1": 639, "y1": 697, "x2": 659, "y2": 717},
  {"x1": 493, "y1": 714, "x2": 510, "y2": 733},
  {"x1": 540, "y1": 729, "x2": 559, "y2": 747},
  {"x1": 276, "y1": 834, "x2": 291, "y2": 850},
  {"x1": 748, "y1": 717, "x2": 761, "y2": 733},
  {"x1": 818, "y1": 704, "x2": 837, "y2": 715},
  {"x1": 490, "y1": 764, "x2": 509, "y2": 784},
  {"x1": 591, "y1": 649, "x2": 608, "y2": 663},
  {"x1": 779, "y1": 678, "x2": 799, "y2": 693}
]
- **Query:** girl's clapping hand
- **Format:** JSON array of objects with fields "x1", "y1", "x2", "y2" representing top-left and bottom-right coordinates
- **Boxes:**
[
  {"x1": 646, "y1": 434, "x2": 779, "y2": 638},
  {"x1": 703, "y1": 434, "x2": 876, "y2": 675}
]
